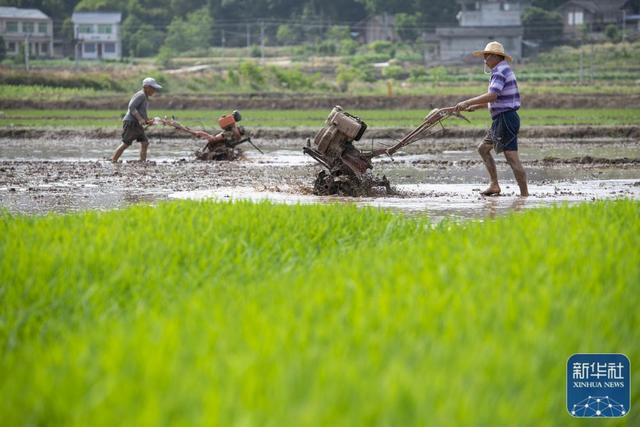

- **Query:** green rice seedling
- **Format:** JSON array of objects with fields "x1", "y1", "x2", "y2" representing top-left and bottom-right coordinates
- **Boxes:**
[
  {"x1": 1, "y1": 108, "x2": 639, "y2": 128},
  {"x1": 0, "y1": 200, "x2": 638, "y2": 426},
  {"x1": 0, "y1": 84, "x2": 115, "y2": 100}
]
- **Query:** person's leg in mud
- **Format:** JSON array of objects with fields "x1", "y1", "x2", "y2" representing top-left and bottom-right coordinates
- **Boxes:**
[
  {"x1": 111, "y1": 142, "x2": 130, "y2": 162},
  {"x1": 134, "y1": 129, "x2": 150, "y2": 162},
  {"x1": 478, "y1": 138, "x2": 501, "y2": 195},
  {"x1": 113, "y1": 121, "x2": 138, "y2": 162},
  {"x1": 504, "y1": 150, "x2": 528, "y2": 196},
  {"x1": 139, "y1": 140, "x2": 149, "y2": 161}
]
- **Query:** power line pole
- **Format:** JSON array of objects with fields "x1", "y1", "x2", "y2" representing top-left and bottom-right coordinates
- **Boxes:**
[
  {"x1": 24, "y1": 33, "x2": 30, "y2": 71},
  {"x1": 74, "y1": 26, "x2": 80, "y2": 70},
  {"x1": 260, "y1": 20, "x2": 265, "y2": 62},
  {"x1": 578, "y1": 43, "x2": 583, "y2": 84},
  {"x1": 590, "y1": 41, "x2": 594, "y2": 82},
  {"x1": 246, "y1": 23, "x2": 250, "y2": 48}
]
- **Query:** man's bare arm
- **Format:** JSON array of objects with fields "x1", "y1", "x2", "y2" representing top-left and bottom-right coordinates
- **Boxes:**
[
  {"x1": 455, "y1": 92, "x2": 497, "y2": 112},
  {"x1": 128, "y1": 94, "x2": 150, "y2": 125},
  {"x1": 131, "y1": 110, "x2": 146, "y2": 124},
  {"x1": 466, "y1": 102, "x2": 488, "y2": 112}
]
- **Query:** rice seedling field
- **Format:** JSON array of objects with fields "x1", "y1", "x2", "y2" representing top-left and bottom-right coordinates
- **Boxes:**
[
  {"x1": 0, "y1": 84, "x2": 118, "y2": 100},
  {"x1": 2, "y1": 79, "x2": 640, "y2": 102},
  {"x1": 0, "y1": 82, "x2": 640, "y2": 108},
  {"x1": 1, "y1": 200, "x2": 638, "y2": 426},
  {"x1": 2, "y1": 108, "x2": 639, "y2": 128},
  {"x1": 346, "y1": 81, "x2": 640, "y2": 97}
]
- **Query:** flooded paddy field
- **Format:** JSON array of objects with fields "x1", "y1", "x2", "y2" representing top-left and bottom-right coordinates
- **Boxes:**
[{"x1": 1, "y1": 135, "x2": 639, "y2": 221}]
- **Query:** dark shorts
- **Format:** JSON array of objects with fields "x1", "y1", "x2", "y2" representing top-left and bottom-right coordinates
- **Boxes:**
[
  {"x1": 483, "y1": 110, "x2": 520, "y2": 153},
  {"x1": 122, "y1": 120, "x2": 148, "y2": 145}
]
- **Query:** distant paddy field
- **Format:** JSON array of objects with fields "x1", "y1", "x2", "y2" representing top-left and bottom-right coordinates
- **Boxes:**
[{"x1": 1, "y1": 108, "x2": 640, "y2": 128}]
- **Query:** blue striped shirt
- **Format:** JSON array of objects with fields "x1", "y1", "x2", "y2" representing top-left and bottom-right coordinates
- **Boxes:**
[{"x1": 488, "y1": 60, "x2": 520, "y2": 118}]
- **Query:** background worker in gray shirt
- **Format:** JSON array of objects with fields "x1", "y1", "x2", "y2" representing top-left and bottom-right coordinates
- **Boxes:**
[{"x1": 111, "y1": 77, "x2": 162, "y2": 162}]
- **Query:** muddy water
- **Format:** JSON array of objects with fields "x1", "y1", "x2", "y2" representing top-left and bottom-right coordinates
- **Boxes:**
[
  {"x1": 171, "y1": 179, "x2": 640, "y2": 221},
  {"x1": 2, "y1": 137, "x2": 639, "y2": 162},
  {"x1": 1, "y1": 136, "x2": 639, "y2": 220}
]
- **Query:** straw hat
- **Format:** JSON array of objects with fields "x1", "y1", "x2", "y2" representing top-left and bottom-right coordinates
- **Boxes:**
[{"x1": 472, "y1": 41, "x2": 512, "y2": 62}]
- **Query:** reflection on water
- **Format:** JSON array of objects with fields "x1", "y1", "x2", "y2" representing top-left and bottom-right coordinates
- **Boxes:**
[
  {"x1": 0, "y1": 189, "x2": 162, "y2": 215},
  {"x1": 122, "y1": 192, "x2": 158, "y2": 205},
  {"x1": 169, "y1": 180, "x2": 640, "y2": 222},
  {"x1": 482, "y1": 197, "x2": 527, "y2": 220}
]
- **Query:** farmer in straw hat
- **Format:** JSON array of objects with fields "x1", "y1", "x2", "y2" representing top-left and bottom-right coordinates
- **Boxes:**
[
  {"x1": 111, "y1": 77, "x2": 162, "y2": 162},
  {"x1": 454, "y1": 41, "x2": 528, "y2": 197}
]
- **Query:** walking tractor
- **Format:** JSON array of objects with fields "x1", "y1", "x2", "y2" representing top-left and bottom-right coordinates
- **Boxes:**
[
  {"x1": 303, "y1": 106, "x2": 469, "y2": 196},
  {"x1": 157, "y1": 110, "x2": 262, "y2": 161}
]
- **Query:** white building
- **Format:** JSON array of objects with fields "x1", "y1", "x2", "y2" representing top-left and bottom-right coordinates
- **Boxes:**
[
  {"x1": 71, "y1": 11, "x2": 122, "y2": 60},
  {"x1": 436, "y1": 0, "x2": 529, "y2": 62},
  {"x1": 558, "y1": 0, "x2": 630, "y2": 39},
  {"x1": 0, "y1": 7, "x2": 53, "y2": 57}
]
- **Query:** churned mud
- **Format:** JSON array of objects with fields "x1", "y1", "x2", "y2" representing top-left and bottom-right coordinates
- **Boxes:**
[
  {"x1": 1, "y1": 126, "x2": 638, "y2": 141},
  {"x1": 1, "y1": 136, "x2": 639, "y2": 220}
]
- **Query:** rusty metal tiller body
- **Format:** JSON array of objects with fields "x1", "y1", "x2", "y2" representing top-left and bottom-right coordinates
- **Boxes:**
[
  {"x1": 303, "y1": 106, "x2": 468, "y2": 196},
  {"x1": 159, "y1": 111, "x2": 260, "y2": 161}
]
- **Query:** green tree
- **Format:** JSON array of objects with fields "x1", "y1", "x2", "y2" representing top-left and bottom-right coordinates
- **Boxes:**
[
  {"x1": 413, "y1": 0, "x2": 459, "y2": 25},
  {"x1": 522, "y1": 6, "x2": 564, "y2": 49},
  {"x1": 325, "y1": 25, "x2": 352, "y2": 55},
  {"x1": 307, "y1": 0, "x2": 366, "y2": 21},
  {"x1": 368, "y1": 40, "x2": 394, "y2": 56},
  {"x1": 395, "y1": 12, "x2": 421, "y2": 42},
  {"x1": 60, "y1": 17, "x2": 74, "y2": 44},
  {"x1": 122, "y1": 15, "x2": 164, "y2": 57},
  {"x1": 3, "y1": 0, "x2": 76, "y2": 21},
  {"x1": 155, "y1": 45, "x2": 174, "y2": 67},
  {"x1": 604, "y1": 24, "x2": 622, "y2": 43},
  {"x1": 125, "y1": 0, "x2": 173, "y2": 33},
  {"x1": 163, "y1": 18, "x2": 190, "y2": 51},
  {"x1": 338, "y1": 39, "x2": 358, "y2": 56},
  {"x1": 317, "y1": 40, "x2": 336, "y2": 55},
  {"x1": 163, "y1": 7, "x2": 212, "y2": 52},
  {"x1": 74, "y1": 0, "x2": 129, "y2": 12},
  {"x1": 355, "y1": 0, "x2": 411, "y2": 14},
  {"x1": 0, "y1": 36, "x2": 6, "y2": 62},
  {"x1": 276, "y1": 24, "x2": 302, "y2": 45},
  {"x1": 168, "y1": 0, "x2": 207, "y2": 17},
  {"x1": 327, "y1": 25, "x2": 351, "y2": 41}
]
